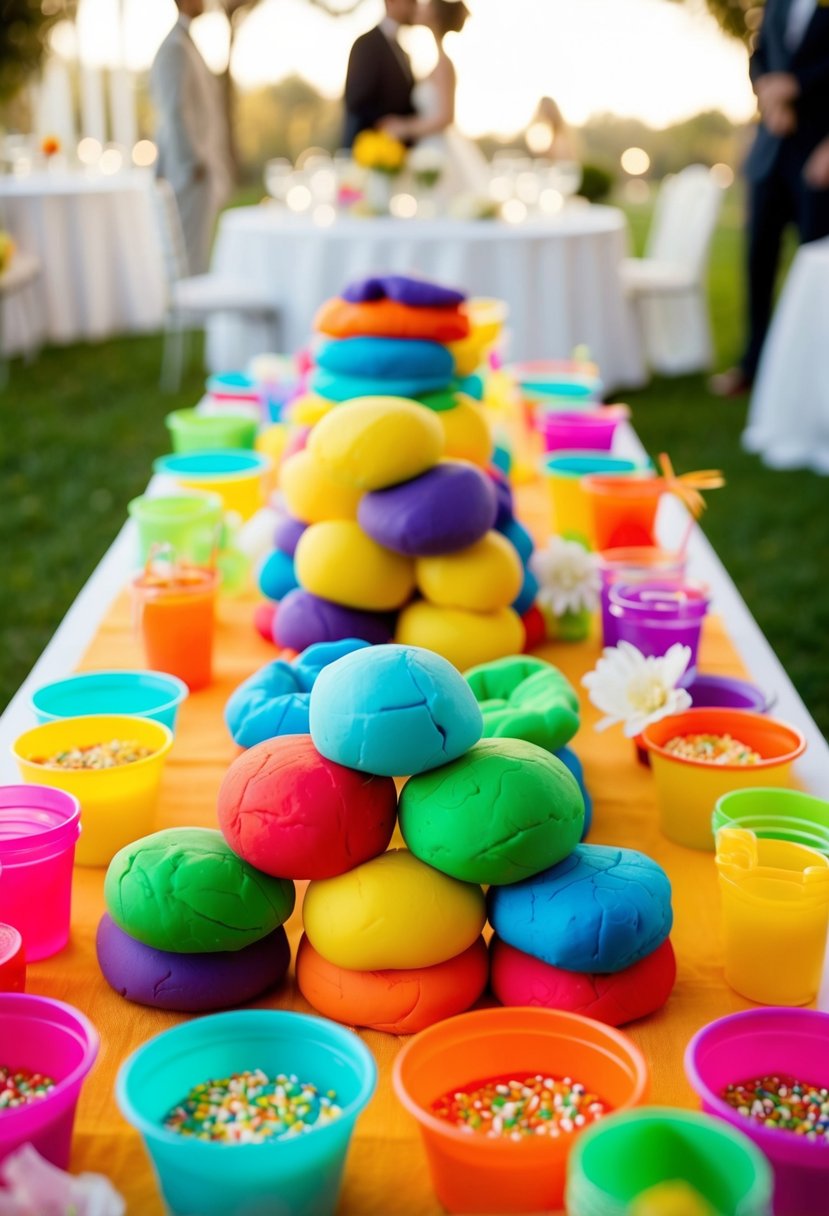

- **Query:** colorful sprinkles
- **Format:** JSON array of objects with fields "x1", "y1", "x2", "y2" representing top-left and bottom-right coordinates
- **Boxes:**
[
  {"x1": 722, "y1": 1074, "x2": 829, "y2": 1140},
  {"x1": 33, "y1": 740, "x2": 153, "y2": 770},
  {"x1": 0, "y1": 1066, "x2": 56, "y2": 1109},
  {"x1": 429, "y1": 1073, "x2": 610, "y2": 1139},
  {"x1": 162, "y1": 1070, "x2": 343, "y2": 1144},
  {"x1": 663, "y1": 733, "x2": 761, "y2": 765}
]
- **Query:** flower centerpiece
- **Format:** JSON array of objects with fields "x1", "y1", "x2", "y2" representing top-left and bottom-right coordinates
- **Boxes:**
[
  {"x1": 352, "y1": 130, "x2": 407, "y2": 215},
  {"x1": 408, "y1": 145, "x2": 444, "y2": 216},
  {"x1": 530, "y1": 536, "x2": 600, "y2": 641},
  {"x1": 582, "y1": 640, "x2": 692, "y2": 741}
]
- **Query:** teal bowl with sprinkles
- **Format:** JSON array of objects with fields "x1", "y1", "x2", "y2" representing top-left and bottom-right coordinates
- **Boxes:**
[{"x1": 116, "y1": 1010, "x2": 377, "y2": 1216}]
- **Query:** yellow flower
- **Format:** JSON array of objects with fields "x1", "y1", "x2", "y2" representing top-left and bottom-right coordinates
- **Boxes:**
[{"x1": 353, "y1": 129, "x2": 406, "y2": 174}]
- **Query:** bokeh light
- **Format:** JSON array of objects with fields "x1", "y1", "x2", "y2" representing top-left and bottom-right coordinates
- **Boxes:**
[
  {"x1": 390, "y1": 193, "x2": 418, "y2": 219},
  {"x1": 132, "y1": 140, "x2": 157, "y2": 167},
  {"x1": 621, "y1": 147, "x2": 651, "y2": 176},
  {"x1": 711, "y1": 162, "x2": 735, "y2": 188},
  {"x1": 526, "y1": 122, "x2": 553, "y2": 155}
]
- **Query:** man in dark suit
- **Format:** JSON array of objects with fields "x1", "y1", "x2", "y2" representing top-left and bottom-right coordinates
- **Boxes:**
[
  {"x1": 712, "y1": 0, "x2": 829, "y2": 396},
  {"x1": 343, "y1": 0, "x2": 418, "y2": 148}
]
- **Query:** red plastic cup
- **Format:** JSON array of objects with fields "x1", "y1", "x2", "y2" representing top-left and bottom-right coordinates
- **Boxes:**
[{"x1": 0, "y1": 923, "x2": 25, "y2": 992}]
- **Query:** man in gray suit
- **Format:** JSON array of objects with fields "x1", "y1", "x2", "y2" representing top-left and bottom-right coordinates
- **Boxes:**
[{"x1": 151, "y1": 0, "x2": 232, "y2": 274}]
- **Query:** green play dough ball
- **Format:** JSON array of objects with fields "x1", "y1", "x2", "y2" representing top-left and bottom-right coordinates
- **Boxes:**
[
  {"x1": 464, "y1": 655, "x2": 580, "y2": 751},
  {"x1": 399, "y1": 738, "x2": 585, "y2": 885},
  {"x1": 104, "y1": 827, "x2": 296, "y2": 953}
]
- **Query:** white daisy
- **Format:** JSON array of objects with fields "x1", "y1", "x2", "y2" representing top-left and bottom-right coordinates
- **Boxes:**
[
  {"x1": 581, "y1": 641, "x2": 693, "y2": 737},
  {"x1": 530, "y1": 537, "x2": 601, "y2": 618}
]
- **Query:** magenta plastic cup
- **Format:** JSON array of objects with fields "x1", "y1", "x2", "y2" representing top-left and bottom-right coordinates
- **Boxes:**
[
  {"x1": 598, "y1": 548, "x2": 688, "y2": 647},
  {"x1": 0, "y1": 785, "x2": 81, "y2": 962},
  {"x1": 686, "y1": 1008, "x2": 829, "y2": 1216},
  {"x1": 536, "y1": 406, "x2": 628, "y2": 454},
  {"x1": 0, "y1": 993, "x2": 99, "y2": 1168},
  {"x1": 609, "y1": 579, "x2": 710, "y2": 671}
]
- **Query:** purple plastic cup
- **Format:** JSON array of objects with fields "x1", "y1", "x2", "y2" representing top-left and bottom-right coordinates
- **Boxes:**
[
  {"x1": 0, "y1": 786, "x2": 81, "y2": 962},
  {"x1": 536, "y1": 407, "x2": 627, "y2": 454},
  {"x1": 598, "y1": 548, "x2": 688, "y2": 647},
  {"x1": 609, "y1": 579, "x2": 710, "y2": 671},
  {"x1": 682, "y1": 673, "x2": 772, "y2": 713},
  {"x1": 686, "y1": 1008, "x2": 829, "y2": 1216},
  {"x1": 0, "y1": 993, "x2": 99, "y2": 1168}
]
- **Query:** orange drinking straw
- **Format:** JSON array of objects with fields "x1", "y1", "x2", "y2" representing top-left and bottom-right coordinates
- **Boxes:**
[{"x1": 658, "y1": 453, "x2": 725, "y2": 555}]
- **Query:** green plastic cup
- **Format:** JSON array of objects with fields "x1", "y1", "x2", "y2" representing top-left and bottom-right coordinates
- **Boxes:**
[
  {"x1": 166, "y1": 409, "x2": 258, "y2": 453},
  {"x1": 128, "y1": 493, "x2": 224, "y2": 567},
  {"x1": 713, "y1": 788, "x2": 829, "y2": 857}
]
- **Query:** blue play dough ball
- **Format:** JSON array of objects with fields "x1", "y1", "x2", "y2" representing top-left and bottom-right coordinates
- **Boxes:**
[
  {"x1": 258, "y1": 549, "x2": 299, "y2": 602},
  {"x1": 492, "y1": 444, "x2": 512, "y2": 476},
  {"x1": 316, "y1": 337, "x2": 454, "y2": 382},
  {"x1": 487, "y1": 844, "x2": 673, "y2": 974},
  {"x1": 309, "y1": 644, "x2": 484, "y2": 776},
  {"x1": 312, "y1": 369, "x2": 450, "y2": 402},
  {"x1": 512, "y1": 566, "x2": 539, "y2": 616},
  {"x1": 457, "y1": 373, "x2": 484, "y2": 400},
  {"x1": 555, "y1": 746, "x2": 592, "y2": 839},
  {"x1": 498, "y1": 517, "x2": 534, "y2": 564},
  {"x1": 292, "y1": 638, "x2": 371, "y2": 689}
]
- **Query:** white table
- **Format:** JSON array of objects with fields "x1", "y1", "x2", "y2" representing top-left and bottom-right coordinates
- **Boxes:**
[
  {"x1": 206, "y1": 206, "x2": 648, "y2": 392},
  {"x1": 0, "y1": 171, "x2": 166, "y2": 355},
  {"x1": 743, "y1": 237, "x2": 829, "y2": 475}
]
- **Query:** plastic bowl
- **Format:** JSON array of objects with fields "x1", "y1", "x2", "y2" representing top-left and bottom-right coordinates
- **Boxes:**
[
  {"x1": 686, "y1": 1008, "x2": 829, "y2": 1216},
  {"x1": 683, "y1": 673, "x2": 772, "y2": 714},
  {"x1": 166, "y1": 409, "x2": 258, "y2": 454},
  {"x1": 392, "y1": 1006, "x2": 648, "y2": 1214},
  {"x1": 0, "y1": 993, "x2": 99, "y2": 1168},
  {"x1": 12, "y1": 715, "x2": 174, "y2": 867},
  {"x1": 541, "y1": 453, "x2": 648, "y2": 547},
  {"x1": 116, "y1": 1009, "x2": 376, "y2": 1216},
  {"x1": 153, "y1": 451, "x2": 273, "y2": 521},
  {"x1": 535, "y1": 406, "x2": 629, "y2": 454},
  {"x1": 643, "y1": 708, "x2": 806, "y2": 851},
  {"x1": 714, "y1": 787, "x2": 829, "y2": 855},
  {"x1": 31, "y1": 670, "x2": 189, "y2": 734}
]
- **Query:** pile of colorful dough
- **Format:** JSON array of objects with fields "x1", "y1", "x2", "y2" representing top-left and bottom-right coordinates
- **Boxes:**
[{"x1": 256, "y1": 274, "x2": 541, "y2": 671}]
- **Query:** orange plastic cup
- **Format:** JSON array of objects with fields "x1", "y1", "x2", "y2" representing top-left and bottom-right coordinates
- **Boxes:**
[
  {"x1": 583, "y1": 475, "x2": 665, "y2": 550},
  {"x1": 392, "y1": 1007, "x2": 648, "y2": 1214},
  {"x1": 131, "y1": 567, "x2": 219, "y2": 692}
]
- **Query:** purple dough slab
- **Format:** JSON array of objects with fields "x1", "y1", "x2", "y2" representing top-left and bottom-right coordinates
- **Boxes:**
[
  {"x1": 273, "y1": 513, "x2": 307, "y2": 557},
  {"x1": 341, "y1": 274, "x2": 466, "y2": 309},
  {"x1": 358, "y1": 461, "x2": 498, "y2": 557},
  {"x1": 96, "y1": 914, "x2": 290, "y2": 1012},
  {"x1": 274, "y1": 588, "x2": 395, "y2": 650}
]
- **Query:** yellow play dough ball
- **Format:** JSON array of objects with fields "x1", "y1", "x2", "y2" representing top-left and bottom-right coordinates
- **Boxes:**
[
  {"x1": 448, "y1": 334, "x2": 487, "y2": 378},
  {"x1": 438, "y1": 395, "x2": 493, "y2": 468},
  {"x1": 396, "y1": 601, "x2": 526, "y2": 671},
  {"x1": 280, "y1": 449, "x2": 362, "y2": 524},
  {"x1": 308, "y1": 396, "x2": 444, "y2": 491},
  {"x1": 303, "y1": 849, "x2": 486, "y2": 969},
  {"x1": 416, "y1": 531, "x2": 523, "y2": 612},
  {"x1": 255, "y1": 423, "x2": 289, "y2": 465},
  {"x1": 290, "y1": 393, "x2": 333, "y2": 426},
  {"x1": 295, "y1": 519, "x2": 415, "y2": 611}
]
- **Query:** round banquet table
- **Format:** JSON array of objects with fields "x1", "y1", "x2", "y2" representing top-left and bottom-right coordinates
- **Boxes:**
[
  {"x1": 0, "y1": 171, "x2": 166, "y2": 356},
  {"x1": 206, "y1": 204, "x2": 648, "y2": 391}
]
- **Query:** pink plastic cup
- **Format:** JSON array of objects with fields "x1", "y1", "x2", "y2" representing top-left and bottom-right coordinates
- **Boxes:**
[
  {"x1": 0, "y1": 786, "x2": 80, "y2": 962},
  {"x1": 0, "y1": 993, "x2": 99, "y2": 1168},
  {"x1": 536, "y1": 406, "x2": 628, "y2": 454}
]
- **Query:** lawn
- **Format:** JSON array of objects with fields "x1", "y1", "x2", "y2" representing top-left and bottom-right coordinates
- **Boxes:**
[{"x1": 2, "y1": 191, "x2": 828, "y2": 734}]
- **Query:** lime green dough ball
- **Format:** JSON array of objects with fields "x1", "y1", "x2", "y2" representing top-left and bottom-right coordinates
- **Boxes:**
[{"x1": 465, "y1": 655, "x2": 580, "y2": 752}]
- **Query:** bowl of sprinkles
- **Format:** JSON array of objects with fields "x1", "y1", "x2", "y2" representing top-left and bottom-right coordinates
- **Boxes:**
[
  {"x1": 116, "y1": 1009, "x2": 376, "y2": 1216},
  {"x1": 392, "y1": 1006, "x2": 648, "y2": 1214},
  {"x1": 686, "y1": 1008, "x2": 829, "y2": 1216},
  {"x1": 12, "y1": 714, "x2": 174, "y2": 867},
  {"x1": 642, "y1": 708, "x2": 805, "y2": 851}
]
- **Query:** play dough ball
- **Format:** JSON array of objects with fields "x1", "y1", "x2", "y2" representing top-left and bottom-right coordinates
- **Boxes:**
[
  {"x1": 258, "y1": 548, "x2": 298, "y2": 602},
  {"x1": 465, "y1": 655, "x2": 580, "y2": 752},
  {"x1": 96, "y1": 914, "x2": 291, "y2": 1013},
  {"x1": 399, "y1": 738, "x2": 584, "y2": 885},
  {"x1": 104, "y1": 827, "x2": 295, "y2": 954},
  {"x1": 280, "y1": 449, "x2": 362, "y2": 524},
  {"x1": 296, "y1": 935, "x2": 488, "y2": 1035},
  {"x1": 437, "y1": 396, "x2": 493, "y2": 467},
  {"x1": 489, "y1": 936, "x2": 676, "y2": 1027},
  {"x1": 303, "y1": 849, "x2": 486, "y2": 970},
  {"x1": 309, "y1": 643, "x2": 483, "y2": 776},
  {"x1": 254, "y1": 600, "x2": 278, "y2": 642},
  {"x1": 308, "y1": 396, "x2": 444, "y2": 491},
  {"x1": 273, "y1": 513, "x2": 307, "y2": 557},
  {"x1": 295, "y1": 520, "x2": 416, "y2": 612},
  {"x1": 341, "y1": 274, "x2": 466, "y2": 309},
  {"x1": 217, "y1": 735, "x2": 397, "y2": 880},
  {"x1": 487, "y1": 844, "x2": 673, "y2": 974},
  {"x1": 312, "y1": 370, "x2": 450, "y2": 403},
  {"x1": 316, "y1": 337, "x2": 454, "y2": 381},
  {"x1": 395, "y1": 601, "x2": 525, "y2": 671},
  {"x1": 289, "y1": 394, "x2": 333, "y2": 427},
  {"x1": 416, "y1": 531, "x2": 523, "y2": 612},
  {"x1": 274, "y1": 589, "x2": 394, "y2": 650},
  {"x1": 315, "y1": 297, "x2": 470, "y2": 343}
]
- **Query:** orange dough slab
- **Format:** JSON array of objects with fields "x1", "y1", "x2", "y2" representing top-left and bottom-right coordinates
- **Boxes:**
[{"x1": 315, "y1": 297, "x2": 471, "y2": 343}]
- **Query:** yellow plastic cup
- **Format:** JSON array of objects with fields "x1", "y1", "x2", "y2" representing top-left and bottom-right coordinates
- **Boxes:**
[
  {"x1": 12, "y1": 715, "x2": 173, "y2": 867},
  {"x1": 715, "y1": 827, "x2": 829, "y2": 1006},
  {"x1": 541, "y1": 454, "x2": 647, "y2": 547},
  {"x1": 153, "y1": 452, "x2": 273, "y2": 522}
]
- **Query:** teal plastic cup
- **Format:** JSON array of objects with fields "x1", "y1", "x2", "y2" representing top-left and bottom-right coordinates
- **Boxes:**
[
  {"x1": 713, "y1": 787, "x2": 829, "y2": 856},
  {"x1": 128, "y1": 492, "x2": 224, "y2": 566},
  {"x1": 166, "y1": 410, "x2": 258, "y2": 453},
  {"x1": 31, "y1": 670, "x2": 188, "y2": 733},
  {"x1": 116, "y1": 1010, "x2": 377, "y2": 1216}
]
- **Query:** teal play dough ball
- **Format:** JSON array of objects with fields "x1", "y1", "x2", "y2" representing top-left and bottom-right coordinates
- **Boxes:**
[
  {"x1": 399, "y1": 738, "x2": 584, "y2": 885},
  {"x1": 465, "y1": 655, "x2": 581, "y2": 752},
  {"x1": 104, "y1": 827, "x2": 295, "y2": 953},
  {"x1": 309, "y1": 643, "x2": 483, "y2": 776}
]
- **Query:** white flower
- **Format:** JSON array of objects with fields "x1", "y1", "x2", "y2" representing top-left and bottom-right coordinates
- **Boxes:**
[
  {"x1": 581, "y1": 641, "x2": 693, "y2": 738},
  {"x1": 530, "y1": 537, "x2": 600, "y2": 617},
  {"x1": 408, "y1": 146, "x2": 445, "y2": 176}
]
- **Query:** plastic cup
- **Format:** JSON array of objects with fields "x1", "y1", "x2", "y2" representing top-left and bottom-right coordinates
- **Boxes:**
[
  {"x1": 643, "y1": 708, "x2": 806, "y2": 851},
  {"x1": 583, "y1": 474, "x2": 666, "y2": 551},
  {"x1": 392, "y1": 1006, "x2": 648, "y2": 1214},
  {"x1": 116, "y1": 1009, "x2": 377, "y2": 1216},
  {"x1": 166, "y1": 409, "x2": 258, "y2": 453},
  {"x1": 566, "y1": 1106, "x2": 773, "y2": 1216},
  {"x1": 128, "y1": 492, "x2": 224, "y2": 566},
  {"x1": 0, "y1": 993, "x2": 99, "y2": 1168},
  {"x1": 535, "y1": 406, "x2": 628, "y2": 454},
  {"x1": 0, "y1": 786, "x2": 80, "y2": 960},
  {"x1": 12, "y1": 716, "x2": 173, "y2": 868},
  {"x1": 153, "y1": 451, "x2": 273, "y2": 521},
  {"x1": 541, "y1": 453, "x2": 648, "y2": 547},
  {"x1": 597, "y1": 547, "x2": 687, "y2": 647},
  {"x1": 609, "y1": 579, "x2": 710, "y2": 670},
  {"x1": 683, "y1": 673, "x2": 772, "y2": 714},
  {"x1": 131, "y1": 566, "x2": 219, "y2": 692},
  {"x1": 713, "y1": 787, "x2": 829, "y2": 856},
  {"x1": 0, "y1": 924, "x2": 25, "y2": 991},
  {"x1": 31, "y1": 670, "x2": 189, "y2": 734},
  {"x1": 206, "y1": 371, "x2": 262, "y2": 407},
  {"x1": 686, "y1": 1008, "x2": 829, "y2": 1216},
  {"x1": 715, "y1": 827, "x2": 829, "y2": 1006}
]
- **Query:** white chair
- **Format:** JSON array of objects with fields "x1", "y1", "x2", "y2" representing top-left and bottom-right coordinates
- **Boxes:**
[
  {"x1": 0, "y1": 252, "x2": 42, "y2": 388},
  {"x1": 153, "y1": 181, "x2": 281, "y2": 391},
  {"x1": 620, "y1": 165, "x2": 724, "y2": 375}
]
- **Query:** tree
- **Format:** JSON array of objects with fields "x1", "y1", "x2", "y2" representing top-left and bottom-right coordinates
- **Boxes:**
[
  {"x1": 0, "y1": 0, "x2": 75, "y2": 104},
  {"x1": 682, "y1": 0, "x2": 765, "y2": 46}
]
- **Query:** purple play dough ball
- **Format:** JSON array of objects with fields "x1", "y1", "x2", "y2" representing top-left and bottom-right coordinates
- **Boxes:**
[
  {"x1": 358, "y1": 461, "x2": 498, "y2": 557},
  {"x1": 492, "y1": 472, "x2": 514, "y2": 528},
  {"x1": 96, "y1": 914, "x2": 290, "y2": 1012},
  {"x1": 341, "y1": 274, "x2": 466, "y2": 309},
  {"x1": 274, "y1": 588, "x2": 395, "y2": 650},
  {"x1": 273, "y1": 513, "x2": 307, "y2": 557}
]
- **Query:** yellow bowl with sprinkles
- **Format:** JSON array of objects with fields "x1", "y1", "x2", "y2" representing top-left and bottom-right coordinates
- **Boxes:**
[
  {"x1": 13, "y1": 714, "x2": 173, "y2": 867},
  {"x1": 642, "y1": 708, "x2": 806, "y2": 852}
]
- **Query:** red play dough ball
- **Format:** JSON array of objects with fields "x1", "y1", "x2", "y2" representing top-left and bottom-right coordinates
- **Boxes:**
[
  {"x1": 489, "y1": 936, "x2": 676, "y2": 1027},
  {"x1": 522, "y1": 604, "x2": 546, "y2": 651},
  {"x1": 254, "y1": 601, "x2": 278, "y2": 643},
  {"x1": 296, "y1": 934, "x2": 489, "y2": 1034},
  {"x1": 217, "y1": 736, "x2": 397, "y2": 880}
]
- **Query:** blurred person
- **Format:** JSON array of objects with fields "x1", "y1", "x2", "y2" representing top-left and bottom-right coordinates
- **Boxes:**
[
  {"x1": 343, "y1": 0, "x2": 418, "y2": 148},
  {"x1": 711, "y1": 0, "x2": 829, "y2": 398},
  {"x1": 536, "y1": 96, "x2": 578, "y2": 162},
  {"x1": 151, "y1": 0, "x2": 232, "y2": 274}
]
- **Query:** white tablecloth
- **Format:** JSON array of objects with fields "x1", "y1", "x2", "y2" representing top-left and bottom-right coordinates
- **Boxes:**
[
  {"x1": 743, "y1": 237, "x2": 829, "y2": 475},
  {"x1": 0, "y1": 171, "x2": 166, "y2": 355},
  {"x1": 206, "y1": 206, "x2": 647, "y2": 392}
]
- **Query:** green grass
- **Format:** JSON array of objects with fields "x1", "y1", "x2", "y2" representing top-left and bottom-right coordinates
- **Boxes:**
[{"x1": 2, "y1": 196, "x2": 828, "y2": 735}]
